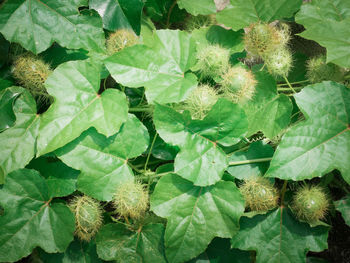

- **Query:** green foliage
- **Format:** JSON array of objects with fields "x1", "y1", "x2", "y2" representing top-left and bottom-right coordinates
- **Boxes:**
[{"x1": 0, "y1": 1, "x2": 349, "y2": 262}]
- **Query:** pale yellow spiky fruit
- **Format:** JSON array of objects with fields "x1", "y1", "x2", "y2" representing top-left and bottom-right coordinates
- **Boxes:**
[
  {"x1": 291, "y1": 185, "x2": 329, "y2": 223},
  {"x1": 69, "y1": 195, "x2": 103, "y2": 241},
  {"x1": 239, "y1": 177, "x2": 279, "y2": 211},
  {"x1": 11, "y1": 53, "x2": 52, "y2": 103},
  {"x1": 106, "y1": 29, "x2": 139, "y2": 55},
  {"x1": 220, "y1": 66, "x2": 257, "y2": 104},
  {"x1": 184, "y1": 85, "x2": 218, "y2": 119},
  {"x1": 306, "y1": 55, "x2": 345, "y2": 83},
  {"x1": 113, "y1": 181, "x2": 149, "y2": 220},
  {"x1": 265, "y1": 48, "x2": 293, "y2": 77},
  {"x1": 195, "y1": 44, "x2": 230, "y2": 79}
]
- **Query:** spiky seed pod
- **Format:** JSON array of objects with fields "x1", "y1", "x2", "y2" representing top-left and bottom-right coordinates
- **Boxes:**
[
  {"x1": 106, "y1": 29, "x2": 138, "y2": 55},
  {"x1": 244, "y1": 22, "x2": 286, "y2": 58},
  {"x1": 11, "y1": 53, "x2": 52, "y2": 102},
  {"x1": 306, "y1": 55, "x2": 345, "y2": 83},
  {"x1": 113, "y1": 181, "x2": 149, "y2": 220},
  {"x1": 195, "y1": 44, "x2": 230, "y2": 79},
  {"x1": 220, "y1": 66, "x2": 257, "y2": 104},
  {"x1": 239, "y1": 177, "x2": 279, "y2": 211},
  {"x1": 184, "y1": 85, "x2": 218, "y2": 119},
  {"x1": 185, "y1": 14, "x2": 216, "y2": 31},
  {"x1": 291, "y1": 185, "x2": 329, "y2": 223},
  {"x1": 69, "y1": 195, "x2": 103, "y2": 241},
  {"x1": 265, "y1": 48, "x2": 293, "y2": 77}
]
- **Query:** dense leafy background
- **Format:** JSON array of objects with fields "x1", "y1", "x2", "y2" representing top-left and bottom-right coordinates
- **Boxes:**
[{"x1": 0, "y1": 0, "x2": 349, "y2": 262}]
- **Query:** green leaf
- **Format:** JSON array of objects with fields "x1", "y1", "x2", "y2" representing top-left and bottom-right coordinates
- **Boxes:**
[
  {"x1": 206, "y1": 25, "x2": 244, "y2": 54},
  {"x1": 177, "y1": 0, "x2": 217, "y2": 15},
  {"x1": 217, "y1": 0, "x2": 302, "y2": 30},
  {"x1": 105, "y1": 29, "x2": 198, "y2": 104},
  {"x1": 266, "y1": 82, "x2": 350, "y2": 183},
  {"x1": 39, "y1": 239, "x2": 105, "y2": 263},
  {"x1": 295, "y1": 0, "x2": 350, "y2": 67},
  {"x1": 0, "y1": 87, "x2": 40, "y2": 184},
  {"x1": 0, "y1": 169, "x2": 75, "y2": 262},
  {"x1": 244, "y1": 71, "x2": 293, "y2": 138},
  {"x1": 56, "y1": 114, "x2": 149, "y2": 201},
  {"x1": 37, "y1": 60, "x2": 128, "y2": 156},
  {"x1": 231, "y1": 208, "x2": 329, "y2": 263},
  {"x1": 90, "y1": 0, "x2": 144, "y2": 34},
  {"x1": 335, "y1": 195, "x2": 350, "y2": 226},
  {"x1": 27, "y1": 156, "x2": 79, "y2": 198},
  {"x1": 150, "y1": 173, "x2": 245, "y2": 263},
  {"x1": 154, "y1": 99, "x2": 247, "y2": 186},
  {"x1": 0, "y1": 0, "x2": 105, "y2": 54},
  {"x1": 228, "y1": 141, "x2": 274, "y2": 179},
  {"x1": 0, "y1": 78, "x2": 13, "y2": 92},
  {"x1": 0, "y1": 86, "x2": 21, "y2": 131},
  {"x1": 96, "y1": 223, "x2": 166, "y2": 262},
  {"x1": 189, "y1": 238, "x2": 251, "y2": 263}
]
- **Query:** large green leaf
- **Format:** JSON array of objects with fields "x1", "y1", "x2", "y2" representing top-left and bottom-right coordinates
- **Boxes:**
[
  {"x1": 27, "y1": 156, "x2": 79, "y2": 198},
  {"x1": 0, "y1": 169, "x2": 75, "y2": 262},
  {"x1": 90, "y1": 0, "x2": 144, "y2": 34},
  {"x1": 153, "y1": 99, "x2": 247, "y2": 186},
  {"x1": 0, "y1": 0, "x2": 105, "y2": 54},
  {"x1": 39, "y1": 239, "x2": 105, "y2": 263},
  {"x1": 56, "y1": 114, "x2": 149, "y2": 201},
  {"x1": 217, "y1": 0, "x2": 302, "y2": 30},
  {"x1": 266, "y1": 82, "x2": 350, "y2": 183},
  {"x1": 295, "y1": 0, "x2": 350, "y2": 67},
  {"x1": 0, "y1": 87, "x2": 40, "y2": 184},
  {"x1": 231, "y1": 208, "x2": 329, "y2": 263},
  {"x1": 96, "y1": 223, "x2": 166, "y2": 262},
  {"x1": 228, "y1": 141, "x2": 274, "y2": 179},
  {"x1": 105, "y1": 29, "x2": 198, "y2": 104},
  {"x1": 244, "y1": 70, "x2": 293, "y2": 139},
  {"x1": 0, "y1": 86, "x2": 21, "y2": 131},
  {"x1": 177, "y1": 0, "x2": 217, "y2": 15},
  {"x1": 150, "y1": 173, "x2": 245, "y2": 263},
  {"x1": 335, "y1": 195, "x2": 350, "y2": 226},
  {"x1": 37, "y1": 60, "x2": 128, "y2": 156}
]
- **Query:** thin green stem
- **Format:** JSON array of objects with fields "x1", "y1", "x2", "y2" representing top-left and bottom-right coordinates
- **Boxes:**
[
  {"x1": 280, "y1": 180, "x2": 288, "y2": 207},
  {"x1": 103, "y1": 77, "x2": 107, "y2": 91},
  {"x1": 229, "y1": 157, "x2": 272, "y2": 166},
  {"x1": 110, "y1": 217, "x2": 132, "y2": 228},
  {"x1": 128, "y1": 163, "x2": 144, "y2": 174},
  {"x1": 259, "y1": 63, "x2": 266, "y2": 71},
  {"x1": 144, "y1": 133, "x2": 158, "y2": 172},
  {"x1": 129, "y1": 107, "x2": 152, "y2": 113},
  {"x1": 277, "y1": 80, "x2": 309, "y2": 87},
  {"x1": 277, "y1": 86, "x2": 303, "y2": 91},
  {"x1": 283, "y1": 76, "x2": 296, "y2": 94}
]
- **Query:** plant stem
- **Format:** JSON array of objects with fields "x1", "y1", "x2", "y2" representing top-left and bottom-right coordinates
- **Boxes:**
[
  {"x1": 280, "y1": 180, "x2": 288, "y2": 207},
  {"x1": 228, "y1": 157, "x2": 272, "y2": 166},
  {"x1": 277, "y1": 80, "x2": 309, "y2": 87},
  {"x1": 145, "y1": 133, "x2": 158, "y2": 190},
  {"x1": 277, "y1": 86, "x2": 303, "y2": 91},
  {"x1": 283, "y1": 76, "x2": 296, "y2": 94},
  {"x1": 166, "y1": 0, "x2": 177, "y2": 28},
  {"x1": 129, "y1": 107, "x2": 151, "y2": 112},
  {"x1": 128, "y1": 163, "x2": 144, "y2": 174},
  {"x1": 259, "y1": 63, "x2": 266, "y2": 71}
]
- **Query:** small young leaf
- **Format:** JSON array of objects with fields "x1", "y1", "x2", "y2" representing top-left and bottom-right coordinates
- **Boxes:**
[
  {"x1": 105, "y1": 29, "x2": 198, "y2": 104},
  {"x1": 151, "y1": 173, "x2": 245, "y2": 263},
  {"x1": 231, "y1": 208, "x2": 329, "y2": 263},
  {"x1": 0, "y1": 86, "x2": 21, "y2": 131},
  {"x1": 266, "y1": 82, "x2": 350, "y2": 183},
  {"x1": 0, "y1": 169, "x2": 75, "y2": 262},
  {"x1": 96, "y1": 223, "x2": 166, "y2": 262}
]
